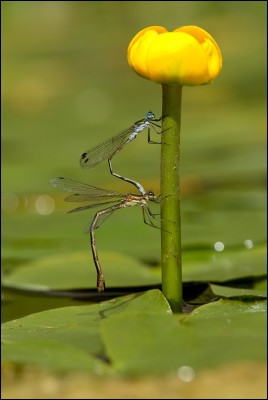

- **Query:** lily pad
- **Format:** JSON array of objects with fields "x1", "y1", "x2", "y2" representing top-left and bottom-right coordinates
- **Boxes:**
[
  {"x1": 1, "y1": 290, "x2": 170, "y2": 373},
  {"x1": 182, "y1": 244, "x2": 266, "y2": 282},
  {"x1": 2, "y1": 244, "x2": 266, "y2": 293},
  {"x1": 101, "y1": 297, "x2": 267, "y2": 374},
  {"x1": 1, "y1": 340, "x2": 99, "y2": 373},
  {"x1": 1, "y1": 290, "x2": 266, "y2": 375},
  {"x1": 210, "y1": 283, "x2": 267, "y2": 298},
  {"x1": 1, "y1": 251, "x2": 161, "y2": 291}
]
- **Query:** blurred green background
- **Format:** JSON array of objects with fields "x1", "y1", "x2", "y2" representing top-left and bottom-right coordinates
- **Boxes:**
[{"x1": 1, "y1": 1, "x2": 267, "y2": 319}]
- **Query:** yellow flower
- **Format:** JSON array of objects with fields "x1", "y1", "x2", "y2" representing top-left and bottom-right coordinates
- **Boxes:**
[{"x1": 127, "y1": 25, "x2": 222, "y2": 86}]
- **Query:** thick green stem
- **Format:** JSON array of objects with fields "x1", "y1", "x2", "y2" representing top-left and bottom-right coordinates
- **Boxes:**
[{"x1": 160, "y1": 84, "x2": 183, "y2": 312}]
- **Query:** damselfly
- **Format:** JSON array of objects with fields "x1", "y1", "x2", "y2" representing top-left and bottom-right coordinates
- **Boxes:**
[
  {"x1": 80, "y1": 111, "x2": 162, "y2": 195},
  {"x1": 50, "y1": 177, "x2": 159, "y2": 292}
]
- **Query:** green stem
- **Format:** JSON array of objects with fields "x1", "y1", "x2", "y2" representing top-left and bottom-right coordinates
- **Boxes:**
[{"x1": 160, "y1": 84, "x2": 183, "y2": 312}]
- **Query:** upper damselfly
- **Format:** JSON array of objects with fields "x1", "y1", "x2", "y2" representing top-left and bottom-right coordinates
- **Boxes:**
[
  {"x1": 80, "y1": 111, "x2": 162, "y2": 195},
  {"x1": 50, "y1": 177, "x2": 159, "y2": 292}
]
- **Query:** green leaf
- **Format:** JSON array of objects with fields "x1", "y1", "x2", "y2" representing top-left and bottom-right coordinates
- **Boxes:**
[
  {"x1": 253, "y1": 278, "x2": 267, "y2": 291},
  {"x1": 182, "y1": 244, "x2": 266, "y2": 282},
  {"x1": 1, "y1": 290, "x2": 170, "y2": 373},
  {"x1": 2, "y1": 251, "x2": 161, "y2": 291},
  {"x1": 1, "y1": 340, "x2": 98, "y2": 373},
  {"x1": 210, "y1": 283, "x2": 267, "y2": 298},
  {"x1": 2, "y1": 290, "x2": 266, "y2": 375},
  {"x1": 101, "y1": 297, "x2": 266, "y2": 374},
  {"x1": 2, "y1": 245, "x2": 266, "y2": 293}
]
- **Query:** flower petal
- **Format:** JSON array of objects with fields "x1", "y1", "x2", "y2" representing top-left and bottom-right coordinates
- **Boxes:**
[
  {"x1": 127, "y1": 25, "x2": 222, "y2": 86},
  {"x1": 127, "y1": 26, "x2": 167, "y2": 78}
]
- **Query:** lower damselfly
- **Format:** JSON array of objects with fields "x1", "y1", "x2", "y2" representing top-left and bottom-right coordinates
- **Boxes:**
[
  {"x1": 50, "y1": 177, "x2": 159, "y2": 292},
  {"x1": 80, "y1": 111, "x2": 162, "y2": 195}
]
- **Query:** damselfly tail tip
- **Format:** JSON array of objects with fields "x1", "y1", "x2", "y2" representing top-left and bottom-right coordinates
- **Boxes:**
[{"x1": 97, "y1": 279, "x2": 105, "y2": 292}]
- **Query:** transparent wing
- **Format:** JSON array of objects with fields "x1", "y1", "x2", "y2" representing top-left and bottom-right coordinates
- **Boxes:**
[
  {"x1": 79, "y1": 124, "x2": 136, "y2": 169},
  {"x1": 142, "y1": 204, "x2": 160, "y2": 229},
  {"x1": 84, "y1": 206, "x2": 119, "y2": 233},
  {"x1": 50, "y1": 177, "x2": 124, "y2": 201},
  {"x1": 64, "y1": 193, "x2": 123, "y2": 202},
  {"x1": 79, "y1": 112, "x2": 163, "y2": 169},
  {"x1": 67, "y1": 200, "x2": 119, "y2": 213}
]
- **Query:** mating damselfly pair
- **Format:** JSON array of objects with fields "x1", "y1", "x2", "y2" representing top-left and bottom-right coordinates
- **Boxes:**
[{"x1": 50, "y1": 111, "x2": 162, "y2": 292}]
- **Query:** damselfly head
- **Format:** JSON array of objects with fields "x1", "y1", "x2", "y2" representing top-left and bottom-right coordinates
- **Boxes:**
[
  {"x1": 146, "y1": 111, "x2": 155, "y2": 120},
  {"x1": 146, "y1": 190, "x2": 157, "y2": 201}
]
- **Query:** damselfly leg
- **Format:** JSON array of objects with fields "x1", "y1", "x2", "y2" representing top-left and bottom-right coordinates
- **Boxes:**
[{"x1": 50, "y1": 177, "x2": 159, "y2": 292}]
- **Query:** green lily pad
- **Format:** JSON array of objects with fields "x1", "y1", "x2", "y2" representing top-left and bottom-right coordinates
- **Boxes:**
[
  {"x1": 1, "y1": 251, "x2": 161, "y2": 291},
  {"x1": 210, "y1": 283, "x2": 267, "y2": 298},
  {"x1": 182, "y1": 244, "x2": 266, "y2": 282},
  {"x1": 1, "y1": 289, "x2": 266, "y2": 375},
  {"x1": 1, "y1": 340, "x2": 98, "y2": 373},
  {"x1": 253, "y1": 278, "x2": 267, "y2": 291},
  {"x1": 1, "y1": 290, "x2": 170, "y2": 373},
  {"x1": 2, "y1": 244, "x2": 266, "y2": 293},
  {"x1": 101, "y1": 296, "x2": 267, "y2": 374}
]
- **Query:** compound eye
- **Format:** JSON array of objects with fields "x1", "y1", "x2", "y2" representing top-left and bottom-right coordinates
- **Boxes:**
[{"x1": 146, "y1": 111, "x2": 155, "y2": 120}]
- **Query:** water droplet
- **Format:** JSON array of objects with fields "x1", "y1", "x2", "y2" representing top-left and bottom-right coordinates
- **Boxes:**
[
  {"x1": 244, "y1": 239, "x2": 254, "y2": 249},
  {"x1": 214, "y1": 241, "x2": 224, "y2": 252}
]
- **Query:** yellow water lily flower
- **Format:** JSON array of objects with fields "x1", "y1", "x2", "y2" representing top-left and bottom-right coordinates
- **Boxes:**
[{"x1": 127, "y1": 25, "x2": 222, "y2": 86}]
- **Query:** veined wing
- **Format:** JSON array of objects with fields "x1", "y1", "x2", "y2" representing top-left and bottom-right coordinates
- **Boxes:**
[
  {"x1": 67, "y1": 200, "x2": 120, "y2": 214},
  {"x1": 84, "y1": 205, "x2": 120, "y2": 233},
  {"x1": 80, "y1": 119, "x2": 145, "y2": 169},
  {"x1": 50, "y1": 177, "x2": 125, "y2": 201}
]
